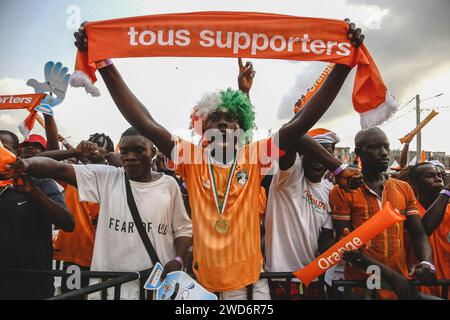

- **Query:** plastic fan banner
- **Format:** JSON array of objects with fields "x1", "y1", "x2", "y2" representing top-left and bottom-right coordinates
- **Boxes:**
[
  {"x1": 293, "y1": 202, "x2": 405, "y2": 286},
  {"x1": 71, "y1": 11, "x2": 398, "y2": 129}
]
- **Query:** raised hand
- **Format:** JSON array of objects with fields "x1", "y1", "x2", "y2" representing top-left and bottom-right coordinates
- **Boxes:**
[
  {"x1": 4, "y1": 159, "x2": 30, "y2": 180},
  {"x1": 335, "y1": 167, "x2": 363, "y2": 191},
  {"x1": 345, "y1": 18, "x2": 365, "y2": 48},
  {"x1": 74, "y1": 22, "x2": 88, "y2": 51},
  {"x1": 238, "y1": 58, "x2": 255, "y2": 95},
  {"x1": 27, "y1": 61, "x2": 71, "y2": 108},
  {"x1": 75, "y1": 141, "x2": 104, "y2": 163}
]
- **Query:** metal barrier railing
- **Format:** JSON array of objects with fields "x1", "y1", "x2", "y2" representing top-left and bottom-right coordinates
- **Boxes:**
[
  {"x1": 1, "y1": 268, "x2": 152, "y2": 300},
  {"x1": 1, "y1": 269, "x2": 448, "y2": 300}
]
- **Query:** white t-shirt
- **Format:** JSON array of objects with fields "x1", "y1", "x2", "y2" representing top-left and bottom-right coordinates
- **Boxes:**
[
  {"x1": 265, "y1": 154, "x2": 333, "y2": 281},
  {"x1": 73, "y1": 164, "x2": 192, "y2": 300}
]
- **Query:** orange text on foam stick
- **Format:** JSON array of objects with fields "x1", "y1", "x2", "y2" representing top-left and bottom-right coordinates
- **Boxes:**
[{"x1": 293, "y1": 202, "x2": 405, "y2": 286}]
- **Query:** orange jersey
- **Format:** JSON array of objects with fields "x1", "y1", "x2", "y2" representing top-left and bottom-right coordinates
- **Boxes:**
[
  {"x1": 173, "y1": 137, "x2": 275, "y2": 292},
  {"x1": 330, "y1": 177, "x2": 419, "y2": 299},
  {"x1": 53, "y1": 184, "x2": 99, "y2": 267},
  {"x1": 413, "y1": 203, "x2": 449, "y2": 299}
]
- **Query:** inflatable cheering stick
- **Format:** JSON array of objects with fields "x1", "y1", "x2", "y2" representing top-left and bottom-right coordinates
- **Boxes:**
[{"x1": 293, "y1": 201, "x2": 405, "y2": 286}]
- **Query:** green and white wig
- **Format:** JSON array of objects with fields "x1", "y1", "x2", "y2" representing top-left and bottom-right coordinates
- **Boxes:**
[{"x1": 189, "y1": 88, "x2": 256, "y2": 145}]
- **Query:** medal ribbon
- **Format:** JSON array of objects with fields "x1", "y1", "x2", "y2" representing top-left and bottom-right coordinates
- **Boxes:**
[{"x1": 207, "y1": 150, "x2": 239, "y2": 217}]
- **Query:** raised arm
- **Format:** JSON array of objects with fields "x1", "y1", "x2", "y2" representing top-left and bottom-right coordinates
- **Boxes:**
[
  {"x1": 43, "y1": 114, "x2": 60, "y2": 151},
  {"x1": 37, "y1": 148, "x2": 79, "y2": 162},
  {"x1": 421, "y1": 183, "x2": 450, "y2": 235},
  {"x1": 277, "y1": 63, "x2": 352, "y2": 150},
  {"x1": 277, "y1": 22, "x2": 364, "y2": 151},
  {"x1": 399, "y1": 142, "x2": 410, "y2": 169},
  {"x1": 74, "y1": 24, "x2": 174, "y2": 158},
  {"x1": 6, "y1": 157, "x2": 77, "y2": 187}
]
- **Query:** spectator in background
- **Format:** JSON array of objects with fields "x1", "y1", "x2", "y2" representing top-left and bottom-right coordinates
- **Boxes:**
[
  {"x1": 330, "y1": 127, "x2": 436, "y2": 300},
  {"x1": 0, "y1": 130, "x2": 74, "y2": 299},
  {"x1": 19, "y1": 134, "x2": 47, "y2": 159},
  {"x1": 265, "y1": 129, "x2": 360, "y2": 300},
  {"x1": 6, "y1": 127, "x2": 193, "y2": 300},
  {"x1": 406, "y1": 163, "x2": 450, "y2": 299}
]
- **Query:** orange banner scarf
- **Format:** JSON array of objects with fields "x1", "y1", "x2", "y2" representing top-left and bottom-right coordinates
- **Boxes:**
[
  {"x1": 0, "y1": 93, "x2": 45, "y2": 138},
  {"x1": 0, "y1": 94, "x2": 44, "y2": 110},
  {"x1": 71, "y1": 11, "x2": 398, "y2": 129}
]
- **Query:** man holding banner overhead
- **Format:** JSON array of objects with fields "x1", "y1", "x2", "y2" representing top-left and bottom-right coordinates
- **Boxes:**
[{"x1": 71, "y1": 16, "x2": 365, "y2": 299}]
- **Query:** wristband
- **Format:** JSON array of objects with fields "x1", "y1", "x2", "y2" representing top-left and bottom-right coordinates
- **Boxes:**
[
  {"x1": 419, "y1": 261, "x2": 436, "y2": 273},
  {"x1": 440, "y1": 189, "x2": 450, "y2": 198},
  {"x1": 95, "y1": 59, "x2": 113, "y2": 69},
  {"x1": 332, "y1": 164, "x2": 348, "y2": 177},
  {"x1": 174, "y1": 256, "x2": 184, "y2": 268}
]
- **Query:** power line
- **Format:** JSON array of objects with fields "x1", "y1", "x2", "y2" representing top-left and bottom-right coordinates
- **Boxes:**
[
  {"x1": 421, "y1": 106, "x2": 450, "y2": 111},
  {"x1": 380, "y1": 107, "x2": 416, "y2": 127},
  {"x1": 421, "y1": 93, "x2": 444, "y2": 103},
  {"x1": 380, "y1": 93, "x2": 445, "y2": 127},
  {"x1": 396, "y1": 96, "x2": 416, "y2": 113}
]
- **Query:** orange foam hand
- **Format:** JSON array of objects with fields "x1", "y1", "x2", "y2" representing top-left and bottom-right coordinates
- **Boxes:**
[{"x1": 293, "y1": 201, "x2": 405, "y2": 286}]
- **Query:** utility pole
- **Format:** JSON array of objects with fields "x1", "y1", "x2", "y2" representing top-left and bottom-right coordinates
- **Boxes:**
[{"x1": 415, "y1": 94, "x2": 421, "y2": 164}]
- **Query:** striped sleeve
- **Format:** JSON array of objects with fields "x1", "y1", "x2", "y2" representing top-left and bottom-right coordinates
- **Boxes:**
[
  {"x1": 404, "y1": 183, "x2": 420, "y2": 216},
  {"x1": 329, "y1": 185, "x2": 351, "y2": 221}
]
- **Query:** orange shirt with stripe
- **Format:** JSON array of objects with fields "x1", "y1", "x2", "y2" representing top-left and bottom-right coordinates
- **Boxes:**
[
  {"x1": 405, "y1": 203, "x2": 450, "y2": 299},
  {"x1": 173, "y1": 137, "x2": 274, "y2": 292},
  {"x1": 330, "y1": 177, "x2": 420, "y2": 300},
  {"x1": 53, "y1": 184, "x2": 99, "y2": 267}
]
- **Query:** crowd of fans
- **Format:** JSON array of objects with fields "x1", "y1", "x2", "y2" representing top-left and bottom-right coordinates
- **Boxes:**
[{"x1": 0, "y1": 21, "x2": 448, "y2": 301}]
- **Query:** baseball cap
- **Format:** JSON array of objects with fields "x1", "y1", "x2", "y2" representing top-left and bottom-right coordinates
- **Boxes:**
[{"x1": 19, "y1": 134, "x2": 47, "y2": 149}]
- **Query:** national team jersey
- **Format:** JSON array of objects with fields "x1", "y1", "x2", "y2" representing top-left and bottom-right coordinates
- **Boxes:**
[
  {"x1": 172, "y1": 137, "x2": 278, "y2": 292},
  {"x1": 406, "y1": 203, "x2": 450, "y2": 299}
]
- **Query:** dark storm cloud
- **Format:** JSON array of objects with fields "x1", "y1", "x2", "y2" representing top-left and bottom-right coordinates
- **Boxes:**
[{"x1": 277, "y1": 0, "x2": 450, "y2": 121}]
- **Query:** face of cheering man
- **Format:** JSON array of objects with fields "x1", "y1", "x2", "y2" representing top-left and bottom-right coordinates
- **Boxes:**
[
  {"x1": 410, "y1": 163, "x2": 444, "y2": 198},
  {"x1": 303, "y1": 143, "x2": 335, "y2": 183},
  {"x1": 355, "y1": 128, "x2": 390, "y2": 172},
  {"x1": 119, "y1": 134, "x2": 155, "y2": 182},
  {"x1": 203, "y1": 109, "x2": 241, "y2": 162}
]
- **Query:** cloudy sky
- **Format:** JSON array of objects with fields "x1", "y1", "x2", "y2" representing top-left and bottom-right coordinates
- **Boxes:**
[{"x1": 1, "y1": 0, "x2": 449, "y2": 153}]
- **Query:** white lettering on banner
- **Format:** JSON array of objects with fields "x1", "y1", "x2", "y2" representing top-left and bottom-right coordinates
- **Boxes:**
[
  {"x1": 128, "y1": 27, "x2": 191, "y2": 47},
  {"x1": 0, "y1": 96, "x2": 33, "y2": 105},
  {"x1": 317, "y1": 237, "x2": 363, "y2": 270},
  {"x1": 199, "y1": 30, "x2": 215, "y2": 47},
  {"x1": 175, "y1": 30, "x2": 190, "y2": 46},
  {"x1": 127, "y1": 28, "x2": 352, "y2": 57}
]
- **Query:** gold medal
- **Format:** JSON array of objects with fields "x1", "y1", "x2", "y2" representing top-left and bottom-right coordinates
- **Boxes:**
[
  {"x1": 215, "y1": 219, "x2": 229, "y2": 234},
  {"x1": 208, "y1": 150, "x2": 239, "y2": 235}
]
